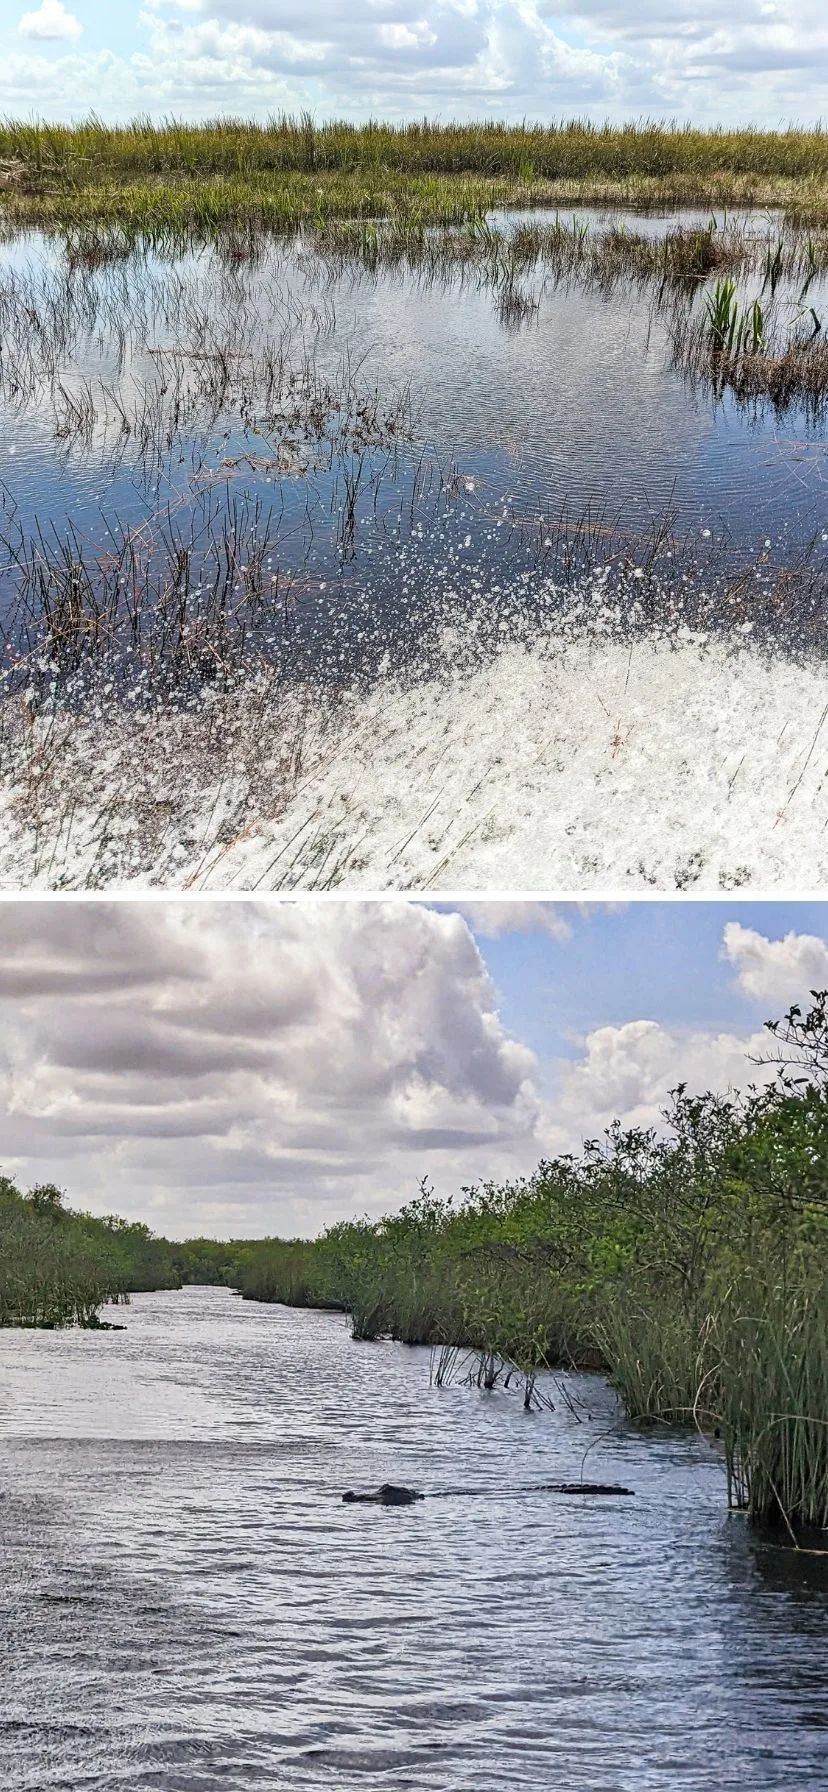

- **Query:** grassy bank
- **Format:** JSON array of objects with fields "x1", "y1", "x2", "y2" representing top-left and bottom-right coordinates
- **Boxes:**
[
  {"x1": 0, "y1": 1176, "x2": 181, "y2": 1326},
  {"x1": 234, "y1": 999, "x2": 828, "y2": 1535},
  {"x1": 3, "y1": 118, "x2": 828, "y2": 231}
]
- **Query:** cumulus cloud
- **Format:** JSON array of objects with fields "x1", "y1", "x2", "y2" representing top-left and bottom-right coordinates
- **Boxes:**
[
  {"x1": 0, "y1": 908, "x2": 810, "y2": 1240},
  {"x1": 2, "y1": 1, "x2": 826, "y2": 121},
  {"x1": 721, "y1": 921, "x2": 828, "y2": 1008},
  {"x1": 456, "y1": 902, "x2": 573, "y2": 942},
  {"x1": 0, "y1": 902, "x2": 544, "y2": 1236},
  {"x1": 17, "y1": 0, "x2": 81, "y2": 42},
  {"x1": 557, "y1": 1015, "x2": 773, "y2": 1139}
]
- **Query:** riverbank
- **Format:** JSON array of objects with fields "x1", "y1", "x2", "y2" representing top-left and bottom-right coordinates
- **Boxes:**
[
  {"x1": 230, "y1": 1059, "x2": 828, "y2": 1537},
  {"x1": 4, "y1": 1009, "x2": 826, "y2": 1536}
]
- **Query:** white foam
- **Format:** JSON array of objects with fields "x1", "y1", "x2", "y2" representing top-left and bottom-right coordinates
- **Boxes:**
[{"x1": 2, "y1": 629, "x2": 827, "y2": 890}]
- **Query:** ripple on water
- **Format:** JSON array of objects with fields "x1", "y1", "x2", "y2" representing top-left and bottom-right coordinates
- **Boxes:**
[{"x1": 0, "y1": 1288, "x2": 827, "y2": 1790}]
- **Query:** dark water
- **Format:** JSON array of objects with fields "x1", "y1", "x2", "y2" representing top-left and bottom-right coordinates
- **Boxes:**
[
  {"x1": 2, "y1": 218, "x2": 828, "y2": 690},
  {"x1": 1, "y1": 1287, "x2": 826, "y2": 1791}
]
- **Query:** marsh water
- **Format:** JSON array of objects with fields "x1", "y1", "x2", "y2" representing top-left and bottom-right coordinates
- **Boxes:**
[
  {"x1": 4, "y1": 214, "x2": 828, "y2": 890},
  {"x1": 2, "y1": 212, "x2": 828, "y2": 686},
  {"x1": 1, "y1": 1287, "x2": 827, "y2": 1790}
]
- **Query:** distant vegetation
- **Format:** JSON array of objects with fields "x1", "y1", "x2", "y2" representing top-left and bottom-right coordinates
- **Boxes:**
[
  {"x1": 0, "y1": 1177, "x2": 181, "y2": 1327},
  {"x1": 2, "y1": 992, "x2": 827, "y2": 1535},
  {"x1": 5, "y1": 116, "x2": 828, "y2": 182},
  {"x1": 3, "y1": 117, "x2": 828, "y2": 231}
]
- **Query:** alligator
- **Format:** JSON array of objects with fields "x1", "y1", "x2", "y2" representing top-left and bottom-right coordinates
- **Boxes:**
[
  {"x1": 341, "y1": 1480, "x2": 633, "y2": 1505},
  {"x1": 342, "y1": 1483, "x2": 425, "y2": 1505}
]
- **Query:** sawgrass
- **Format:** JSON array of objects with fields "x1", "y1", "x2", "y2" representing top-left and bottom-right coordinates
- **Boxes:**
[{"x1": 3, "y1": 117, "x2": 828, "y2": 232}]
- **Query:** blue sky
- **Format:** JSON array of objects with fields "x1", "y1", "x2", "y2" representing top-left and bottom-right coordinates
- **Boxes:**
[
  {"x1": 471, "y1": 900, "x2": 828, "y2": 1055},
  {"x1": 1, "y1": 899, "x2": 827, "y2": 1236},
  {"x1": 2, "y1": 2, "x2": 826, "y2": 128}
]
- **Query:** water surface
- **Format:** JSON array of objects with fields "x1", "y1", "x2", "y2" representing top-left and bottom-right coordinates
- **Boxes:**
[
  {"x1": 2, "y1": 218, "x2": 828, "y2": 691},
  {"x1": 1, "y1": 1287, "x2": 826, "y2": 1790}
]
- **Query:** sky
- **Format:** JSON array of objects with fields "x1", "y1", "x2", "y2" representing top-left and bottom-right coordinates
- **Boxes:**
[
  {"x1": 2, "y1": 897, "x2": 828, "y2": 1239},
  {"x1": 2, "y1": 1, "x2": 826, "y2": 128}
]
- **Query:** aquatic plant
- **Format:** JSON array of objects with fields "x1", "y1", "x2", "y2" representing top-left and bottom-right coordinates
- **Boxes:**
[
  {"x1": 706, "y1": 277, "x2": 741, "y2": 351},
  {"x1": 669, "y1": 273, "x2": 828, "y2": 412},
  {"x1": 2, "y1": 117, "x2": 828, "y2": 243}
]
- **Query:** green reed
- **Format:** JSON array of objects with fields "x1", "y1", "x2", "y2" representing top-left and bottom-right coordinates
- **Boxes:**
[
  {"x1": 4, "y1": 117, "x2": 828, "y2": 182},
  {"x1": 4, "y1": 117, "x2": 828, "y2": 232},
  {"x1": 230, "y1": 1008, "x2": 828, "y2": 1536}
]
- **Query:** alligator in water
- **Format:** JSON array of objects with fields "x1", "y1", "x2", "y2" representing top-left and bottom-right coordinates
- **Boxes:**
[
  {"x1": 342, "y1": 1483, "x2": 425, "y2": 1505},
  {"x1": 342, "y1": 1480, "x2": 633, "y2": 1505}
]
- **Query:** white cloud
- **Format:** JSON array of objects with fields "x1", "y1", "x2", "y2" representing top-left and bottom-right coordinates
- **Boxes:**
[
  {"x1": 4, "y1": 1, "x2": 825, "y2": 124},
  {"x1": 0, "y1": 902, "x2": 544, "y2": 1235},
  {"x1": 557, "y1": 1015, "x2": 772, "y2": 1139},
  {"x1": 380, "y1": 21, "x2": 439, "y2": 50},
  {"x1": 722, "y1": 921, "x2": 828, "y2": 1007},
  {"x1": 456, "y1": 902, "x2": 572, "y2": 942},
  {"x1": 17, "y1": 0, "x2": 81, "y2": 42},
  {"x1": 0, "y1": 909, "x2": 811, "y2": 1239}
]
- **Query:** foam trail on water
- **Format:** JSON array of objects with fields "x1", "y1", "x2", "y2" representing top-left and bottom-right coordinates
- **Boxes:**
[{"x1": 1, "y1": 626, "x2": 827, "y2": 889}]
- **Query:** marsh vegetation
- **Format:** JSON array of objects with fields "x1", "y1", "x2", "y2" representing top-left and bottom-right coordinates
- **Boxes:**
[
  {"x1": 4, "y1": 117, "x2": 828, "y2": 232},
  {"x1": 232, "y1": 996, "x2": 828, "y2": 1538},
  {"x1": 5, "y1": 995, "x2": 827, "y2": 1538},
  {"x1": 0, "y1": 1176, "x2": 179, "y2": 1327}
]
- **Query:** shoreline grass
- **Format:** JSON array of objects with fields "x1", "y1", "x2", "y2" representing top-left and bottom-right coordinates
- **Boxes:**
[
  {"x1": 3, "y1": 172, "x2": 828, "y2": 239},
  {"x1": 0, "y1": 1176, "x2": 180, "y2": 1326},
  {"x1": 231, "y1": 1043, "x2": 828, "y2": 1537},
  {"x1": 3, "y1": 117, "x2": 828, "y2": 231}
]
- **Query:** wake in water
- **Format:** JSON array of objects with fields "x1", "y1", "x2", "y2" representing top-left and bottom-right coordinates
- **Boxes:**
[{"x1": 2, "y1": 610, "x2": 826, "y2": 890}]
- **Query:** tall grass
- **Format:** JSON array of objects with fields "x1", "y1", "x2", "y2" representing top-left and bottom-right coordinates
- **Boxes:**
[
  {"x1": 232, "y1": 1020, "x2": 828, "y2": 1536},
  {"x1": 4, "y1": 117, "x2": 828, "y2": 182},
  {"x1": 3, "y1": 118, "x2": 828, "y2": 231},
  {"x1": 0, "y1": 1176, "x2": 181, "y2": 1326}
]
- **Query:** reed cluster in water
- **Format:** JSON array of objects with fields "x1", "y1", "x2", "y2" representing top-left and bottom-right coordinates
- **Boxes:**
[
  {"x1": 233, "y1": 997, "x2": 828, "y2": 1534},
  {"x1": 2, "y1": 210, "x2": 827, "y2": 430}
]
